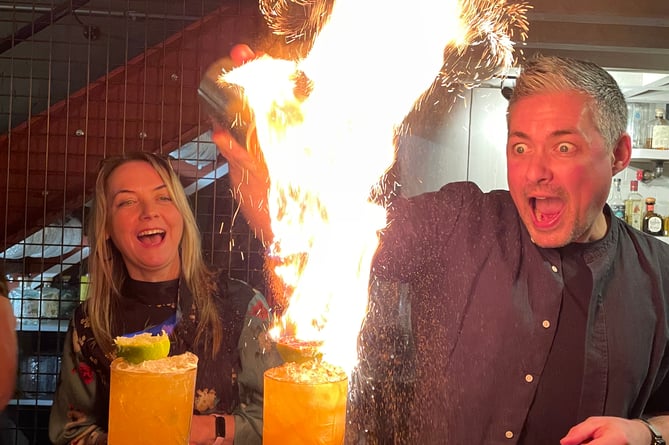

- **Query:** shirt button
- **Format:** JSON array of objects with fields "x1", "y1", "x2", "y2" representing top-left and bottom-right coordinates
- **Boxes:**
[
  {"x1": 505, "y1": 430, "x2": 514, "y2": 439},
  {"x1": 542, "y1": 320, "x2": 551, "y2": 329},
  {"x1": 525, "y1": 374, "x2": 534, "y2": 383},
  {"x1": 551, "y1": 265, "x2": 558, "y2": 273}
]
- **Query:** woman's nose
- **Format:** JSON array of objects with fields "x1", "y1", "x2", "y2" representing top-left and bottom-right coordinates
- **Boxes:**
[{"x1": 139, "y1": 201, "x2": 159, "y2": 219}]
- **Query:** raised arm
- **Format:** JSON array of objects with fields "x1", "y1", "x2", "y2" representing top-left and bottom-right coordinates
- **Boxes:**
[
  {"x1": 213, "y1": 127, "x2": 273, "y2": 245},
  {"x1": 210, "y1": 44, "x2": 274, "y2": 245}
]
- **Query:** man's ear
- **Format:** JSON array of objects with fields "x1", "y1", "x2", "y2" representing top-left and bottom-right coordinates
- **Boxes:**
[{"x1": 612, "y1": 133, "x2": 632, "y2": 175}]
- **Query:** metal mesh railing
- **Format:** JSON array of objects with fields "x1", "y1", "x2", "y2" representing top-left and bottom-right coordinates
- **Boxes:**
[{"x1": 0, "y1": 2, "x2": 265, "y2": 443}]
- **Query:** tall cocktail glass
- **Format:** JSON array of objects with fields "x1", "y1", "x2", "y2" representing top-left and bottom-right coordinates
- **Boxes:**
[
  {"x1": 263, "y1": 360, "x2": 348, "y2": 445},
  {"x1": 108, "y1": 352, "x2": 198, "y2": 445}
]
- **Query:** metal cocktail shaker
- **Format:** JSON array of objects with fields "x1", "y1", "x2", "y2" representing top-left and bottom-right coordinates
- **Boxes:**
[{"x1": 197, "y1": 57, "x2": 252, "y2": 148}]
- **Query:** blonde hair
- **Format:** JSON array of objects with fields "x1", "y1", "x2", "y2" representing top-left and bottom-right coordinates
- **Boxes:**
[{"x1": 86, "y1": 152, "x2": 222, "y2": 357}]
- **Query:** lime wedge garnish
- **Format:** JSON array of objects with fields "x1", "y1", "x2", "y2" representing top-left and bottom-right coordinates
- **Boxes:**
[
  {"x1": 114, "y1": 331, "x2": 171, "y2": 364},
  {"x1": 275, "y1": 337, "x2": 323, "y2": 364}
]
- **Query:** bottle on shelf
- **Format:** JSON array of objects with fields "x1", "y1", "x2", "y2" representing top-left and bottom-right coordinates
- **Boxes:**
[
  {"x1": 608, "y1": 178, "x2": 625, "y2": 220},
  {"x1": 624, "y1": 177, "x2": 644, "y2": 230},
  {"x1": 644, "y1": 108, "x2": 669, "y2": 150},
  {"x1": 627, "y1": 103, "x2": 651, "y2": 148},
  {"x1": 643, "y1": 197, "x2": 664, "y2": 236}
]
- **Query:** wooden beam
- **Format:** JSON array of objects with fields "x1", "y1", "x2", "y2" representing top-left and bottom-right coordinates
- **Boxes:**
[{"x1": 1, "y1": 6, "x2": 263, "y2": 251}]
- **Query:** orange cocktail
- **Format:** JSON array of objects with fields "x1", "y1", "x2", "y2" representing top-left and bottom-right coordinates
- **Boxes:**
[
  {"x1": 108, "y1": 352, "x2": 198, "y2": 445},
  {"x1": 264, "y1": 360, "x2": 348, "y2": 445}
]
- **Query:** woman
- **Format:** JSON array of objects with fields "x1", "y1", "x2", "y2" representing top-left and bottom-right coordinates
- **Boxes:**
[{"x1": 49, "y1": 152, "x2": 281, "y2": 445}]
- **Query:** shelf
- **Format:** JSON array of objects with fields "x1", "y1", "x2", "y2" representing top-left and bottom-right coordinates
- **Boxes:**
[
  {"x1": 16, "y1": 319, "x2": 69, "y2": 333},
  {"x1": 631, "y1": 149, "x2": 669, "y2": 161}
]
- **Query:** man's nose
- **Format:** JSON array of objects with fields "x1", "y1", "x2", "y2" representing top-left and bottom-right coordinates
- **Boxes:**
[{"x1": 525, "y1": 152, "x2": 552, "y2": 183}]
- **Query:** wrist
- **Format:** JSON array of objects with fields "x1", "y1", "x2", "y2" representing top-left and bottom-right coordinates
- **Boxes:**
[
  {"x1": 638, "y1": 418, "x2": 666, "y2": 445},
  {"x1": 214, "y1": 415, "x2": 226, "y2": 439}
]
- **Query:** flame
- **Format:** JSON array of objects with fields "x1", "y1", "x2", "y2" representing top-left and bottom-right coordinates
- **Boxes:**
[{"x1": 223, "y1": 0, "x2": 529, "y2": 374}]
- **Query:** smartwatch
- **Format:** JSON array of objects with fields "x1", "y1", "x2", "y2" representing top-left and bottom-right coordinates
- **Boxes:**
[
  {"x1": 215, "y1": 416, "x2": 226, "y2": 439},
  {"x1": 639, "y1": 418, "x2": 666, "y2": 445}
]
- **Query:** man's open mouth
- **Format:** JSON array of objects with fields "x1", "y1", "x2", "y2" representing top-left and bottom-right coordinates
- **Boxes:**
[{"x1": 531, "y1": 197, "x2": 563, "y2": 226}]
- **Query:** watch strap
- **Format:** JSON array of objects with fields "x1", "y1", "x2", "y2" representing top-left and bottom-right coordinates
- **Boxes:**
[{"x1": 640, "y1": 418, "x2": 666, "y2": 445}]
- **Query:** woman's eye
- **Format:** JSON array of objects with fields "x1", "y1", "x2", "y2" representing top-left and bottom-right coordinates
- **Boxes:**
[
  {"x1": 158, "y1": 195, "x2": 172, "y2": 202},
  {"x1": 117, "y1": 199, "x2": 134, "y2": 207}
]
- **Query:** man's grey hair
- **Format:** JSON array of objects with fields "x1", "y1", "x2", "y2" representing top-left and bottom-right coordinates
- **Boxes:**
[{"x1": 509, "y1": 55, "x2": 628, "y2": 151}]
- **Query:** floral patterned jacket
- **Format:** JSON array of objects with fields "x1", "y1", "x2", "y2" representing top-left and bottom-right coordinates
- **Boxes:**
[{"x1": 48, "y1": 272, "x2": 282, "y2": 445}]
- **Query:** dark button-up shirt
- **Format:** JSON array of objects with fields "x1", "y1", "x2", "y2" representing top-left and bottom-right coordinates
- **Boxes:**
[{"x1": 373, "y1": 181, "x2": 669, "y2": 444}]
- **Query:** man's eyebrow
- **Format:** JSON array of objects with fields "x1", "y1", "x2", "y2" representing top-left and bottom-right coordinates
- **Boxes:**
[
  {"x1": 508, "y1": 129, "x2": 577, "y2": 139},
  {"x1": 509, "y1": 130, "x2": 530, "y2": 139},
  {"x1": 550, "y1": 129, "x2": 578, "y2": 138}
]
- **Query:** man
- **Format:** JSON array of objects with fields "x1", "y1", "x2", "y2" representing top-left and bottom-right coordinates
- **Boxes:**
[{"x1": 215, "y1": 54, "x2": 669, "y2": 444}]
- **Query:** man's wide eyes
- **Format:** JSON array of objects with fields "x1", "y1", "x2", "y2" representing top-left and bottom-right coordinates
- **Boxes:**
[
  {"x1": 510, "y1": 142, "x2": 575, "y2": 155},
  {"x1": 558, "y1": 143, "x2": 575, "y2": 153}
]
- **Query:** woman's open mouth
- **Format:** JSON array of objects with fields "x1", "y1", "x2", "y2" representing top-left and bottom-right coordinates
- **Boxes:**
[{"x1": 137, "y1": 229, "x2": 166, "y2": 245}]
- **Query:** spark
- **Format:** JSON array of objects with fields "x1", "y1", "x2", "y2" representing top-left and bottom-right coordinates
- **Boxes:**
[{"x1": 224, "y1": 0, "x2": 530, "y2": 373}]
